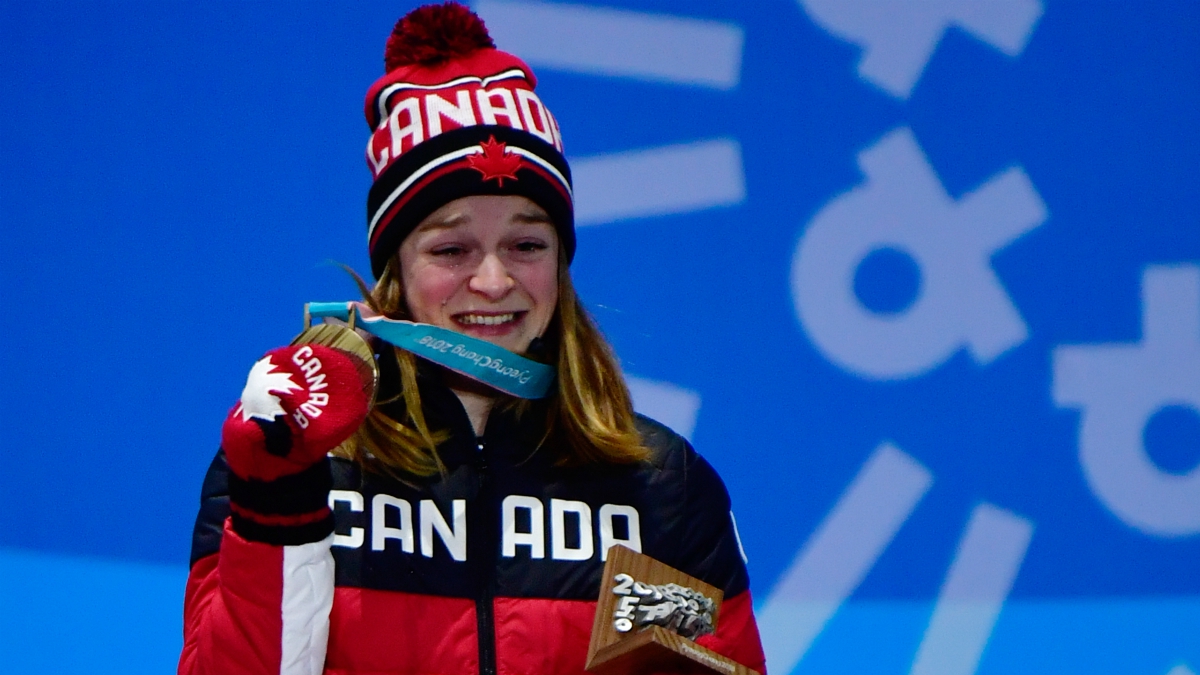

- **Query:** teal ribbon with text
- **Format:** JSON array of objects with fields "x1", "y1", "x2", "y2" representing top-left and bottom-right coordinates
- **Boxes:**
[{"x1": 307, "y1": 301, "x2": 554, "y2": 399}]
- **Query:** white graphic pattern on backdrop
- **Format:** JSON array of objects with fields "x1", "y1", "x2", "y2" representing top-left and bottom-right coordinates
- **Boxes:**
[
  {"x1": 1054, "y1": 265, "x2": 1200, "y2": 537},
  {"x1": 572, "y1": 139, "x2": 746, "y2": 226},
  {"x1": 758, "y1": 443, "x2": 1033, "y2": 675},
  {"x1": 759, "y1": 443, "x2": 933, "y2": 674},
  {"x1": 797, "y1": 0, "x2": 1043, "y2": 98},
  {"x1": 792, "y1": 127, "x2": 1047, "y2": 381},
  {"x1": 910, "y1": 504, "x2": 1033, "y2": 675},
  {"x1": 477, "y1": 0, "x2": 743, "y2": 89}
]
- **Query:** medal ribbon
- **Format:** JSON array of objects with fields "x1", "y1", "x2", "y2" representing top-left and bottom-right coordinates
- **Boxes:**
[{"x1": 306, "y1": 301, "x2": 555, "y2": 399}]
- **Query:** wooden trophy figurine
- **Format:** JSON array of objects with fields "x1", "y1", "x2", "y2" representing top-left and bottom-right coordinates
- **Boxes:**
[{"x1": 585, "y1": 545, "x2": 760, "y2": 675}]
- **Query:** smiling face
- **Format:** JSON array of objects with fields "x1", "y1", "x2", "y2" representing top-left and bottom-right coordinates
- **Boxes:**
[{"x1": 398, "y1": 195, "x2": 560, "y2": 354}]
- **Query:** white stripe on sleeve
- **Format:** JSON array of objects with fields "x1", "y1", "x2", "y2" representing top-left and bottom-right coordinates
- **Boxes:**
[{"x1": 281, "y1": 534, "x2": 335, "y2": 675}]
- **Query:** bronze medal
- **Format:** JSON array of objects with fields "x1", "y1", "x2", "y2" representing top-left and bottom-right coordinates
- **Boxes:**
[{"x1": 290, "y1": 308, "x2": 379, "y2": 408}]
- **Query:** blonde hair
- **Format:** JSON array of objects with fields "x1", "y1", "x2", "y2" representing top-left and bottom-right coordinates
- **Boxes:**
[{"x1": 335, "y1": 255, "x2": 650, "y2": 477}]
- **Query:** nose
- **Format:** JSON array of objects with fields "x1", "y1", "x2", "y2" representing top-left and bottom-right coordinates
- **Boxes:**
[{"x1": 468, "y1": 253, "x2": 515, "y2": 299}]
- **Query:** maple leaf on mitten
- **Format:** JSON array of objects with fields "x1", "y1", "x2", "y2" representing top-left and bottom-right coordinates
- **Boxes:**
[{"x1": 221, "y1": 344, "x2": 369, "y2": 482}]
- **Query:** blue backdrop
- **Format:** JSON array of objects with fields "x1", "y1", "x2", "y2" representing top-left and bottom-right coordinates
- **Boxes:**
[{"x1": 1, "y1": 1, "x2": 1197, "y2": 673}]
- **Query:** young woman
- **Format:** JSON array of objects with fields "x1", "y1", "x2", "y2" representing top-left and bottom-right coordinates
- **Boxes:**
[{"x1": 179, "y1": 4, "x2": 765, "y2": 675}]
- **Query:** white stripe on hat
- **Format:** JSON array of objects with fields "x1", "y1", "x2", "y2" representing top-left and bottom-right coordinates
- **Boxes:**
[
  {"x1": 368, "y1": 142, "x2": 572, "y2": 240},
  {"x1": 375, "y1": 68, "x2": 528, "y2": 123}
]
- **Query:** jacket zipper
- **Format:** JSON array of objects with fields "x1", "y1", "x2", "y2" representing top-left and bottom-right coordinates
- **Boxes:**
[{"x1": 473, "y1": 440, "x2": 498, "y2": 675}]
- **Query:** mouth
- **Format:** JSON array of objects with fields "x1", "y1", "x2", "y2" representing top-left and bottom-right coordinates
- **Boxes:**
[{"x1": 452, "y1": 311, "x2": 527, "y2": 335}]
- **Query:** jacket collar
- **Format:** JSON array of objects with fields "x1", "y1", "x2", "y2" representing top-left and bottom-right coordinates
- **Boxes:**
[{"x1": 374, "y1": 346, "x2": 552, "y2": 470}]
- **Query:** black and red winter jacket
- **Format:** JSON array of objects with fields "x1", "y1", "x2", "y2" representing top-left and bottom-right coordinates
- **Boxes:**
[{"x1": 180, "y1": 365, "x2": 766, "y2": 675}]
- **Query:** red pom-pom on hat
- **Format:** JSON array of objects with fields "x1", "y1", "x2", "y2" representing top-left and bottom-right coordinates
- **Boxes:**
[{"x1": 385, "y1": 2, "x2": 496, "y2": 71}]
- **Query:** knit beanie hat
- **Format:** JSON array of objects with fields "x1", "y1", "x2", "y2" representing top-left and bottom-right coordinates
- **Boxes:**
[{"x1": 364, "y1": 2, "x2": 575, "y2": 279}]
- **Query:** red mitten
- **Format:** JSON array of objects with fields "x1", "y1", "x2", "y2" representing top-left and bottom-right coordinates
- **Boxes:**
[
  {"x1": 223, "y1": 344, "x2": 369, "y2": 480},
  {"x1": 220, "y1": 344, "x2": 370, "y2": 545}
]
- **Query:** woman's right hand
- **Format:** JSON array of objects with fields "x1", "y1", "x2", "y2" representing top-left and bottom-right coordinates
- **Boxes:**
[{"x1": 221, "y1": 344, "x2": 370, "y2": 482}]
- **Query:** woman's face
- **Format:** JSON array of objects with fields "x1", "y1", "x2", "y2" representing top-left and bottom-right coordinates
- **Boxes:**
[{"x1": 399, "y1": 195, "x2": 559, "y2": 354}]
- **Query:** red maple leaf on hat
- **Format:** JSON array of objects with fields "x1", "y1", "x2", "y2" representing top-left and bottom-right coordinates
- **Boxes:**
[{"x1": 468, "y1": 136, "x2": 522, "y2": 186}]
